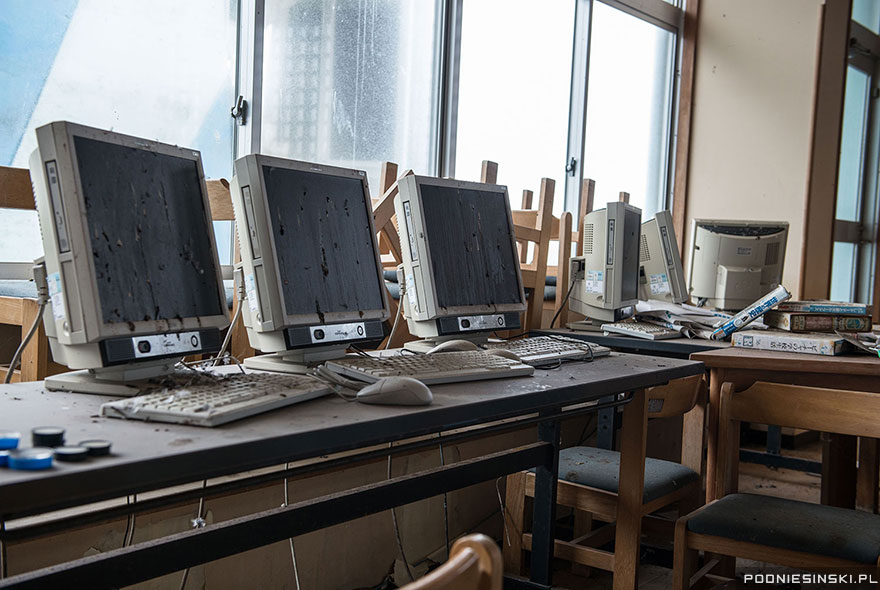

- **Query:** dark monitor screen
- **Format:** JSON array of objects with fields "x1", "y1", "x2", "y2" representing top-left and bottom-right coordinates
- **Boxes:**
[
  {"x1": 419, "y1": 183, "x2": 522, "y2": 309},
  {"x1": 621, "y1": 207, "x2": 641, "y2": 300},
  {"x1": 75, "y1": 136, "x2": 224, "y2": 325},
  {"x1": 261, "y1": 165, "x2": 385, "y2": 320}
]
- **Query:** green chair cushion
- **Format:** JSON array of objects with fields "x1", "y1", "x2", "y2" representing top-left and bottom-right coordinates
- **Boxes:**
[
  {"x1": 687, "y1": 493, "x2": 880, "y2": 564},
  {"x1": 556, "y1": 446, "x2": 699, "y2": 503}
]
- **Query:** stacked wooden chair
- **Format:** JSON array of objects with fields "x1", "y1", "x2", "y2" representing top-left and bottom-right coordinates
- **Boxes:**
[{"x1": 401, "y1": 534, "x2": 502, "y2": 590}]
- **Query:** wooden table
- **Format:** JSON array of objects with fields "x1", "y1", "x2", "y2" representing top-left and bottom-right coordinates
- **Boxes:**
[
  {"x1": 691, "y1": 348, "x2": 880, "y2": 509},
  {"x1": 0, "y1": 353, "x2": 703, "y2": 590}
]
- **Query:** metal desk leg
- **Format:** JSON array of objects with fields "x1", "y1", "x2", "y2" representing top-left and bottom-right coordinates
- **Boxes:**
[
  {"x1": 597, "y1": 397, "x2": 616, "y2": 450},
  {"x1": 529, "y1": 415, "x2": 561, "y2": 586}
]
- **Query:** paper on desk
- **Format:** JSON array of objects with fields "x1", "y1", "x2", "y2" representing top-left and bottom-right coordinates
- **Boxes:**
[{"x1": 635, "y1": 300, "x2": 766, "y2": 340}]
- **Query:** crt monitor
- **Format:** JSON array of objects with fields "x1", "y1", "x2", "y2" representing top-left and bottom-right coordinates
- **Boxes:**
[
  {"x1": 687, "y1": 219, "x2": 789, "y2": 310},
  {"x1": 569, "y1": 202, "x2": 642, "y2": 324},
  {"x1": 29, "y1": 121, "x2": 229, "y2": 395},
  {"x1": 395, "y1": 175, "x2": 526, "y2": 352},
  {"x1": 230, "y1": 155, "x2": 389, "y2": 373},
  {"x1": 639, "y1": 210, "x2": 687, "y2": 304}
]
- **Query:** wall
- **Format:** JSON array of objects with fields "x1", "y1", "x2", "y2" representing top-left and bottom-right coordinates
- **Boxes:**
[{"x1": 684, "y1": 0, "x2": 824, "y2": 298}]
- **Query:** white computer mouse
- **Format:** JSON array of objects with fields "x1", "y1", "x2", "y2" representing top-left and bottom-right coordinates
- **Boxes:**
[
  {"x1": 485, "y1": 348, "x2": 521, "y2": 361},
  {"x1": 427, "y1": 339, "x2": 479, "y2": 354},
  {"x1": 356, "y1": 377, "x2": 433, "y2": 406}
]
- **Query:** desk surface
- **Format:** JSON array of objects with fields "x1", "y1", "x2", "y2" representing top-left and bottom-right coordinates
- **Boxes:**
[
  {"x1": 691, "y1": 347, "x2": 880, "y2": 375},
  {"x1": 0, "y1": 353, "x2": 702, "y2": 520},
  {"x1": 539, "y1": 328, "x2": 729, "y2": 359}
]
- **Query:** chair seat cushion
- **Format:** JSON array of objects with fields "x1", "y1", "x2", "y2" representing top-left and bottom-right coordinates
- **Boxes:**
[
  {"x1": 687, "y1": 493, "x2": 880, "y2": 564},
  {"x1": 557, "y1": 446, "x2": 699, "y2": 503},
  {"x1": 0, "y1": 280, "x2": 37, "y2": 299}
]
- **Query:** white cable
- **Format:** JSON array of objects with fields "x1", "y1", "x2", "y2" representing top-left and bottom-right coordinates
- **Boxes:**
[
  {"x1": 388, "y1": 444, "x2": 415, "y2": 582},
  {"x1": 384, "y1": 301, "x2": 404, "y2": 350},
  {"x1": 213, "y1": 268, "x2": 246, "y2": 367},
  {"x1": 283, "y1": 464, "x2": 302, "y2": 590},
  {"x1": 4, "y1": 264, "x2": 49, "y2": 384}
]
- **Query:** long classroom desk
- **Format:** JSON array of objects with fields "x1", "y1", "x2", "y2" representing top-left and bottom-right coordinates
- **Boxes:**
[
  {"x1": 0, "y1": 353, "x2": 703, "y2": 590},
  {"x1": 691, "y1": 347, "x2": 880, "y2": 510}
]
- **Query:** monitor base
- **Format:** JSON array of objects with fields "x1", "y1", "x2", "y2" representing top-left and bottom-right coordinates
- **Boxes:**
[
  {"x1": 243, "y1": 354, "x2": 311, "y2": 375},
  {"x1": 403, "y1": 334, "x2": 489, "y2": 354},
  {"x1": 44, "y1": 360, "x2": 179, "y2": 397}
]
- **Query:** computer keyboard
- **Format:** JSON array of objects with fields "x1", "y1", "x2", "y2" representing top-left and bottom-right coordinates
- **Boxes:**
[
  {"x1": 483, "y1": 336, "x2": 611, "y2": 366},
  {"x1": 101, "y1": 372, "x2": 332, "y2": 427},
  {"x1": 324, "y1": 351, "x2": 534, "y2": 385},
  {"x1": 601, "y1": 321, "x2": 681, "y2": 340}
]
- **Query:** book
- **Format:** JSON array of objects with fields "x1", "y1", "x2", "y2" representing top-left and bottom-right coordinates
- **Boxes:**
[
  {"x1": 731, "y1": 331, "x2": 849, "y2": 356},
  {"x1": 774, "y1": 300, "x2": 872, "y2": 315},
  {"x1": 763, "y1": 311, "x2": 872, "y2": 333}
]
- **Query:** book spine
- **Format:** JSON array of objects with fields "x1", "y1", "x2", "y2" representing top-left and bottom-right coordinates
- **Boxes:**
[
  {"x1": 792, "y1": 315, "x2": 871, "y2": 332},
  {"x1": 732, "y1": 332, "x2": 844, "y2": 356},
  {"x1": 776, "y1": 303, "x2": 869, "y2": 315}
]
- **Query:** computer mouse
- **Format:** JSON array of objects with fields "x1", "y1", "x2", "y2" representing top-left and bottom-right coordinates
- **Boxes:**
[
  {"x1": 356, "y1": 377, "x2": 433, "y2": 406},
  {"x1": 485, "y1": 348, "x2": 521, "y2": 361},
  {"x1": 427, "y1": 339, "x2": 479, "y2": 354}
]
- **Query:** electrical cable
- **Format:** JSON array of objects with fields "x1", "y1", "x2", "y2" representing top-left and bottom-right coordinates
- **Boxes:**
[
  {"x1": 388, "y1": 443, "x2": 415, "y2": 583},
  {"x1": 438, "y1": 437, "x2": 450, "y2": 560},
  {"x1": 0, "y1": 519, "x2": 6, "y2": 579},
  {"x1": 213, "y1": 268, "x2": 246, "y2": 367},
  {"x1": 178, "y1": 480, "x2": 208, "y2": 590},
  {"x1": 384, "y1": 300, "x2": 404, "y2": 350},
  {"x1": 122, "y1": 494, "x2": 138, "y2": 548},
  {"x1": 549, "y1": 279, "x2": 577, "y2": 329},
  {"x1": 283, "y1": 463, "x2": 302, "y2": 590},
  {"x1": 4, "y1": 264, "x2": 49, "y2": 384}
]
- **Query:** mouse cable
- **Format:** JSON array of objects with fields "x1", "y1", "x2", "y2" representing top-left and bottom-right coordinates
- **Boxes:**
[
  {"x1": 312, "y1": 365, "x2": 362, "y2": 401},
  {"x1": 388, "y1": 443, "x2": 415, "y2": 582}
]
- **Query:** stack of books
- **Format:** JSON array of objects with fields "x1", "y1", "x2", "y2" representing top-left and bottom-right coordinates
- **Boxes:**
[{"x1": 732, "y1": 300, "x2": 873, "y2": 356}]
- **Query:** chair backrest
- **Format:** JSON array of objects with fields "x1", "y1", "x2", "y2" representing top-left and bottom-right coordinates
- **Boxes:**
[
  {"x1": 373, "y1": 161, "x2": 414, "y2": 271},
  {"x1": 400, "y1": 534, "x2": 502, "y2": 590},
  {"x1": 645, "y1": 374, "x2": 706, "y2": 474},
  {"x1": 206, "y1": 178, "x2": 234, "y2": 221},
  {"x1": 0, "y1": 166, "x2": 34, "y2": 211},
  {"x1": 716, "y1": 381, "x2": 880, "y2": 498}
]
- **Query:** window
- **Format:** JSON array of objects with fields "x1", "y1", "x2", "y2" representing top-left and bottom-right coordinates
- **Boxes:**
[
  {"x1": 0, "y1": 1, "x2": 237, "y2": 264},
  {"x1": 582, "y1": 1, "x2": 675, "y2": 218},
  {"x1": 454, "y1": 0, "x2": 575, "y2": 210},
  {"x1": 259, "y1": 0, "x2": 443, "y2": 191}
]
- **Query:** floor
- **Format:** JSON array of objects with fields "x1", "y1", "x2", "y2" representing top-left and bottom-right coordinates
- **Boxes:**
[{"x1": 552, "y1": 437, "x2": 824, "y2": 589}]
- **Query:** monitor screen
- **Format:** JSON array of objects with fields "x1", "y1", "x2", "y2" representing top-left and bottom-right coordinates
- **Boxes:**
[
  {"x1": 621, "y1": 207, "x2": 641, "y2": 301},
  {"x1": 419, "y1": 184, "x2": 522, "y2": 308},
  {"x1": 261, "y1": 165, "x2": 385, "y2": 320},
  {"x1": 75, "y1": 136, "x2": 224, "y2": 325}
]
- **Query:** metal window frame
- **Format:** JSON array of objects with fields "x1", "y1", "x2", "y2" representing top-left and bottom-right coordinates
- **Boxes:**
[{"x1": 237, "y1": 0, "x2": 684, "y2": 222}]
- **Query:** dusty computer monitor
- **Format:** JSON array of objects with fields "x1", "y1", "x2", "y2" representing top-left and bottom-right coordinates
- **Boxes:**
[
  {"x1": 29, "y1": 121, "x2": 229, "y2": 395},
  {"x1": 394, "y1": 175, "x2": 526, "y2": 351},
  {"x1": 569, "y1": 202, "x2": 642, "y2": 323},
  {"x1": 639, "y1": 210, "x2": 687, "y2": 304},
  {"x1": 231, "y1": 155, "x2": 389, "y2": 373},
  {"x1": 687, "y1": 219, "x2": 789, "y2": 310}
]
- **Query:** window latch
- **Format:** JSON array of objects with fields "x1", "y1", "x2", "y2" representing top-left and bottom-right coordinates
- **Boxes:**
[
  {"x1": 565, "y1": 157, "x2": 577, "y2": 177},
  {"x1": 231, "y1": 95, "x2": 248, "y2": 126}
]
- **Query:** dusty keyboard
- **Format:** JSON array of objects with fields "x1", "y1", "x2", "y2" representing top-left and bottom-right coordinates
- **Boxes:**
[
  {"x1": 484, "y1": 336, "x2": 611, "y2": 366},
  {"x1": 101, "y1": 372, "x2": 332, "y2": 427},
  {"x1": 601, "y1": 321, "x2": 680, "y2": 340},
  {"x1": 324, "y1": 351, "x2": 534, "y2": 384}
]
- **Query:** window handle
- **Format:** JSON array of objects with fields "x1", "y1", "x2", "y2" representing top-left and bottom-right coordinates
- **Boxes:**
[
  {"x1": 565, "y1": 157, "x2": 577, "y2": 177},
  {"x1": 231, "y1": 95, "x2": 248, "y2": 126}
]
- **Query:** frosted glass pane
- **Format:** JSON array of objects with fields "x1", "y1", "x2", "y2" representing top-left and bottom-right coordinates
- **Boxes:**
[
  {"x1": 0, "y1": 0, "x2": 237, "y2": 263},
  {"x1": 261, "y1": 0, "x2": 441, "y2": 193},
  {"x1": 836, "y1": 66, "x2": 869, "y2": 222},
  {"x1": 582, "y1": 2, "x2": 675, "y2": 219},
  {"x1": 455, "y1": 0, "x2": 575, "y2": 212},
  {"x1": 830, "y1": 241, "x2": 857, "y2": 302}
]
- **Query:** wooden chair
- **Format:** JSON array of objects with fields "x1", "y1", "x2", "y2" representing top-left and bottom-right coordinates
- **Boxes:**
[
  {"x1": 504, "y1": 374, "x2": 707, "y2": 589},
  {"x1": 673, "y1": 381, "x2": 880, "y2": 589},
  {"x1": 401, "y1": 534, "x2": 502, "y2": 590},
  {"x1": 481, "y1": 161, "x2": 555, "y2": 332}
]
